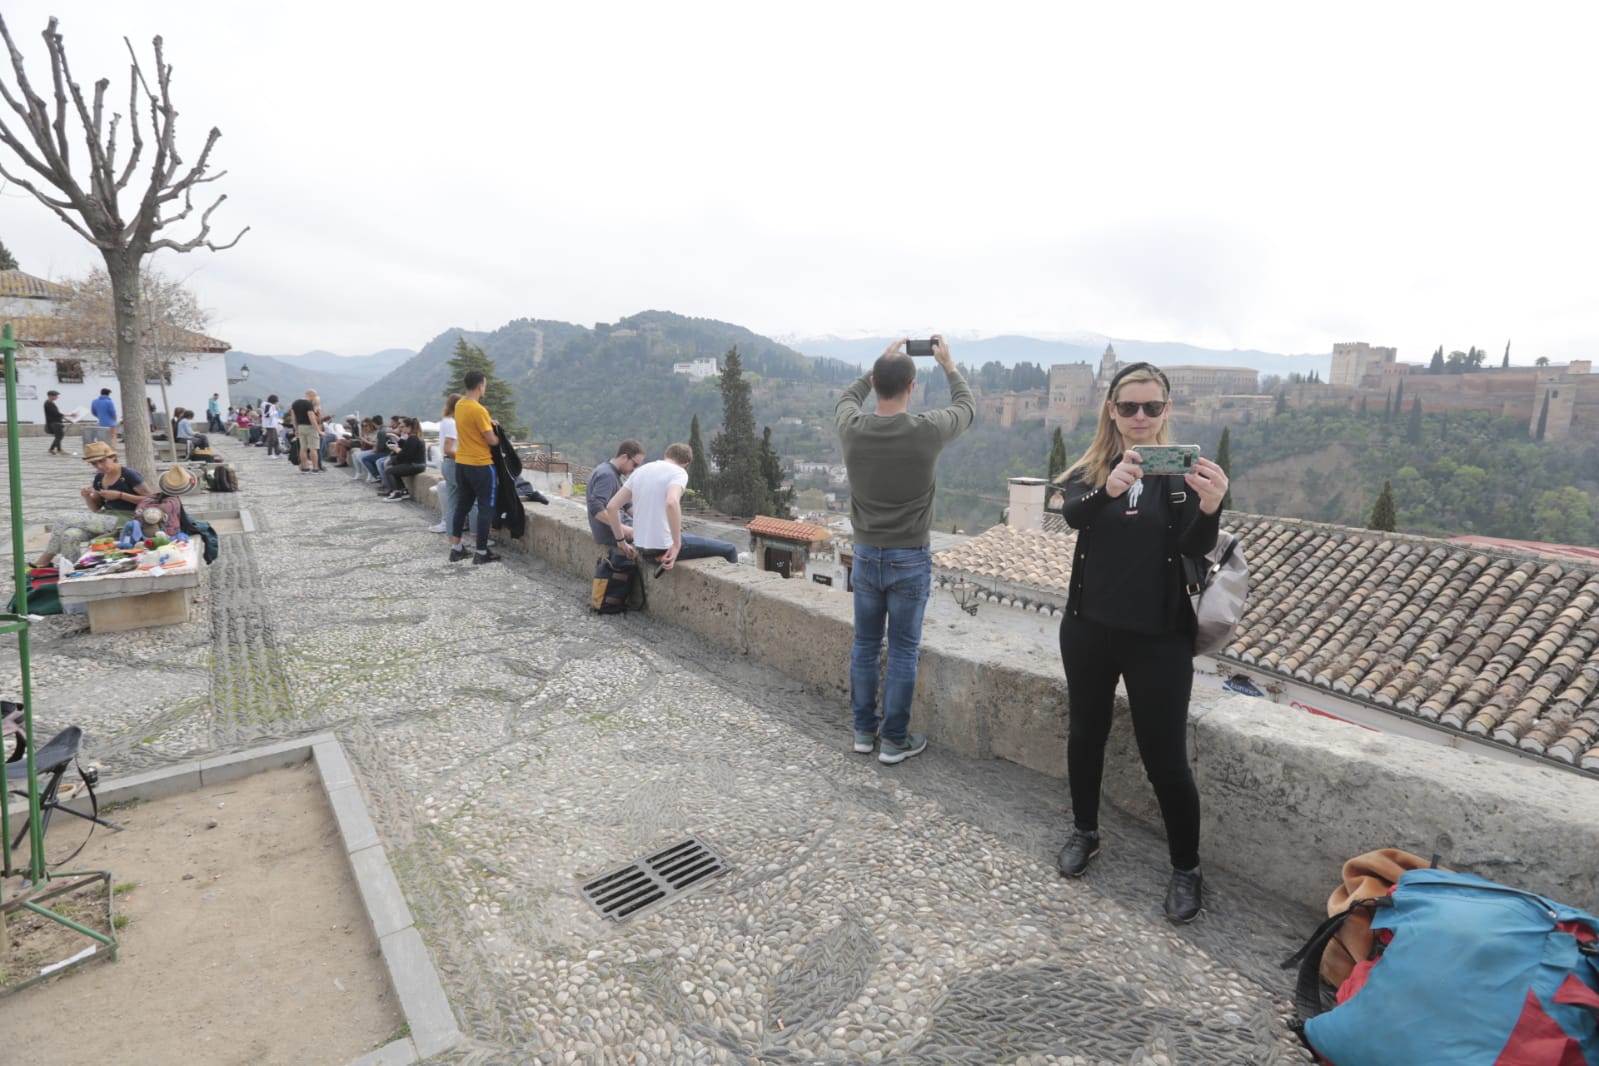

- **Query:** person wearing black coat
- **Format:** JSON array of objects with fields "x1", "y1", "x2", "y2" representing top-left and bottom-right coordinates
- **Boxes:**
[
  {"x1": 1049, "y1": 362, "x2": 1229, "y2": 924},
  {"x1": 380, "y1": 418, "x2": 428, "y2": 500}
]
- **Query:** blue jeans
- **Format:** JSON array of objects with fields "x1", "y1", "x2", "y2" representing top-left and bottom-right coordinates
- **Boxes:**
[
  {"x1": 849, "y1": 545, "x2": 932, "y2": 745},
  {"x1": 439, "y1": 457, "x2": 478, "y2": 530},
  {"x1": 677, "y1": 534, "x2": 737, "y2": 563},
  {"x1": 451, "y1": 462, "x2": 496, "y2": 552}
]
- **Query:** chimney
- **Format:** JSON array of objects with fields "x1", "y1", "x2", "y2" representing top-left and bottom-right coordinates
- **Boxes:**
[{"x1": 1008, "y1": 477, "x2": 1046, "y2": 531}]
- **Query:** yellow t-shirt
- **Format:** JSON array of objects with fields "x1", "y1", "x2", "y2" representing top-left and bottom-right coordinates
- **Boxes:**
[{"x1": 454, "y1": 397, "x2": 494, "y2": 467}]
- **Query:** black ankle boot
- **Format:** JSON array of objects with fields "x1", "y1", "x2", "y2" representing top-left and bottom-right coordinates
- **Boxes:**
[
  {"x1": 1056, "y1": 829, "x2": 1100, "y2": 878},
  {"x1": 1165, "y1": 865, "x2": 1203, "y2": 923}
]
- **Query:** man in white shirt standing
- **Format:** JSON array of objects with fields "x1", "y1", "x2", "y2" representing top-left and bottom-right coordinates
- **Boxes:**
[{"x1": 602, "y1": 442, "x2": 736, "y2": 568}]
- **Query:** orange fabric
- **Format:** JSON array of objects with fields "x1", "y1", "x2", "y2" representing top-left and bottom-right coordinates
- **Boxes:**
[
  {"x1": 454, "y1": 398, "x2": 494, "y2": 467},
  {"x1": 1320, "y1": 848, "x2": 1436, "y2": 987}
]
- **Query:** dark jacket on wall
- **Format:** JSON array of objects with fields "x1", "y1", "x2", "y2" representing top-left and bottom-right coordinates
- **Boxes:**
[{"x1": 489, "y1": 422, "x2": 526, "y2": 539}]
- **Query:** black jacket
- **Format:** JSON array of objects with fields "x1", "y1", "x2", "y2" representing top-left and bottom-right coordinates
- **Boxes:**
[
  {"x1": 1061, "y1": 471, "x2": 1220, "y2": 636},
  {"x1": 488, "y1": 422, "x2": 525, "y2": 539}
]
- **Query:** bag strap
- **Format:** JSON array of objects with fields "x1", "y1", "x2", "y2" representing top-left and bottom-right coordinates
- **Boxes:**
[{"x1": 1281, "y1": 896, "x2": 1389, "y2": 1021}]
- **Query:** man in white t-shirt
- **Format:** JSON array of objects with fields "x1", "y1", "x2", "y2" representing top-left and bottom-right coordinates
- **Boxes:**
[{"x1": 602, "y1": 442, "x2": 736, "y2": 568}]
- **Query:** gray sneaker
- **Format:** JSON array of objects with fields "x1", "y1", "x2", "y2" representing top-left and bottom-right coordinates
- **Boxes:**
[
  {"x1": 853, "y1": 732, "x2": 876, "y2": 754},
  {"x1": 878, "y1": 733, "x2": 927, "y2": 765}
]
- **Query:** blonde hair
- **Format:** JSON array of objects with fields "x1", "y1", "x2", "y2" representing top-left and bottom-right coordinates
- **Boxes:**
[{"x1": 1055, "y1": 363, "x2": 1173, "y2": 489}]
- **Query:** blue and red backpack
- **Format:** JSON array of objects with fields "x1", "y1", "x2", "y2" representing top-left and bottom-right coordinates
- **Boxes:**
[{"x1": 1286, "y1": 868, "x2": 1599, "y2": 1065}]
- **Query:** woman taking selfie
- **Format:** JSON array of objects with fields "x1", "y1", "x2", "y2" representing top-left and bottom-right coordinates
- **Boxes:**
[{"x1": 1051, "y1": 362, "x2": 1229, "y2": 923}]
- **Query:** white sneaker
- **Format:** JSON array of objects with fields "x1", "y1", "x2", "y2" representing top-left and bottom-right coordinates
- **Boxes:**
[{"x1": 428, "y1": 523, "x2": 447, "y2": 534}]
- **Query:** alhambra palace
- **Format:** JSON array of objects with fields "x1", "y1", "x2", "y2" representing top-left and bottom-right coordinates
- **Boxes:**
[{"x1": 970, "y1": 342, "x2": 1596, "y2": 441}]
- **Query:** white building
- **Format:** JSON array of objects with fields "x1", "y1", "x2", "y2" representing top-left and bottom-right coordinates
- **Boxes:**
[
  {"x1": 672, "y1": 356, "x2": 720, "y2": 381},
  {"x1": 0, "y1": 269, "x2": 232, "y2": 425}
]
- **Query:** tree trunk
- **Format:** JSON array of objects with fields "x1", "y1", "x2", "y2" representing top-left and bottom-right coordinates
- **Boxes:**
[{"x1": 105, "y1": 251, "x2": 156, "y2": 477}]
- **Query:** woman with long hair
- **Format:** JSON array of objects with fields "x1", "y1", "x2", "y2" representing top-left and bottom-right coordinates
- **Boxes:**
[
  {"x1": 1051, "y1": 362, "x2": 1229, "y2": 923},
  {"x1": 432, "y1": 394, "x2": 472, "y2": 535},
  {"x1": 380, "y1": 417, "x2": 428, "y2": 500}
]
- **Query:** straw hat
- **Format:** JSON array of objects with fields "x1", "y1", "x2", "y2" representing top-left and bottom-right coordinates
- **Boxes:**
[
  {"x1": 157, "y1": 464, "x2": 198, "y2": 497},
  {"x1": 81, "y1": 441, "x2": 117, "y2": 462}
]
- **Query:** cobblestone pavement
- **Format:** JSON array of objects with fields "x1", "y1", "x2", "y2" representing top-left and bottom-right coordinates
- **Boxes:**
[{"x1": 1, "y1": 437, "x2": 1315, "y2": 1065}]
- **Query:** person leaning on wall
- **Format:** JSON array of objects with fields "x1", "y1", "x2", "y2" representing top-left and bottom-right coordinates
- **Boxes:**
[{"x1": 1051, "y1": 361, "x2": 1229, "y2": 924}]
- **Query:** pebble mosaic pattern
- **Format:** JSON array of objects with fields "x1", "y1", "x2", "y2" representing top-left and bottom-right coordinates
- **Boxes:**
[{"x1": 1, "y1": 438, "x2": 1316, "y2": 1064}]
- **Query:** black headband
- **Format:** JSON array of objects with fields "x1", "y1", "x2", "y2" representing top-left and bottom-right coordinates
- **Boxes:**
[{"x1": 1108, "y1": 361, "x2": 1169, "y2": 393}]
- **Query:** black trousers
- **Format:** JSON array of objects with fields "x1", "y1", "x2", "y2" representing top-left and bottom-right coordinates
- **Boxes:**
[
  {"x1": 1059, "y1": 613, "x2": 1201, "y2": 869},
  {"x1": 46, "y1": 423, "x2": 64, "y2": 452}
]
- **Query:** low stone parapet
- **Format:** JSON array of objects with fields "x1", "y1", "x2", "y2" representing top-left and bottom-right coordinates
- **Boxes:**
[{"x1": 417, "y1": 490, "x2": 1599, "y2": 912}]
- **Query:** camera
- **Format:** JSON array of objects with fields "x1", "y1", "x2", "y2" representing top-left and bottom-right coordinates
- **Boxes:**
[{"x1": 906, "y1": 339, "x2": 936, "y2": 358}]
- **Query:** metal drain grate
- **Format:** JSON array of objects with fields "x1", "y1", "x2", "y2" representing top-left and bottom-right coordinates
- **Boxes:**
[{"x1": 579, "y1": 836, "x2": 729, "y2": 921}]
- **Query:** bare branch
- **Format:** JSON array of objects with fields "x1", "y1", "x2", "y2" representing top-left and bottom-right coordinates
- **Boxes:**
[
  {"x1": 148, "y1": 194, "x2": 248, "y2": 253},
  {"x1": 0, "y1": 163, "x2": 102, "y2": 246}
]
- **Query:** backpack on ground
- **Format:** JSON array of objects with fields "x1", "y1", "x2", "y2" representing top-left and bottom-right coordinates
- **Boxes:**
[
  {"x1": 1283, "y1": 866, "x2": 1599, "y2": 1065},
  {"x1": 1183, "y1": 528, "x2": 1248, "y2": 656},
  {"x1": 206, "y1": 465, "x2": 238, "y2": 493},
  {"x1": 590, "y1": 549, "x2": 645, "y2": 615}
]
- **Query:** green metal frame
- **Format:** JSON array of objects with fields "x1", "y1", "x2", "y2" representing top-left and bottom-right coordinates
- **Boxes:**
[{"x1": 1, "y1": 322, "x2": 119, "y2": 992}]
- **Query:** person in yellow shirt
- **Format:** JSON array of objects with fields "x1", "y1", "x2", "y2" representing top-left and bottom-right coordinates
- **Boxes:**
[{"x1": 448, "y1": 371, "x2": 501, "y2": 565}]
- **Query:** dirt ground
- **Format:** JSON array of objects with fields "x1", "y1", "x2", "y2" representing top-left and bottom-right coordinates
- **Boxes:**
[{"x1": 2, "y1": 763, "x2": 405, "y2": 1065}]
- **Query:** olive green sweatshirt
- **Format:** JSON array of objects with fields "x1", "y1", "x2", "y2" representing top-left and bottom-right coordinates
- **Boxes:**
[{"x1": 835, "y1": 368, "x2": 975, "y2": 548}]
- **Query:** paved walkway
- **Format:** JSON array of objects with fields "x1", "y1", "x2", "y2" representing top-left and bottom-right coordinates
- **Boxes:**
[{"x1": 2, "y1": 436, "x2": 1315, "y2": 1065}]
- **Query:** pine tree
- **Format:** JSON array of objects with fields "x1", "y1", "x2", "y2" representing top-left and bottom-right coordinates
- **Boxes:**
[
  {"x1": 1215, "y1": 426, "x2": 1233, "y2": 510},
  {"x1": 759, "y1": 426, "x2": 793, "y2": 518},
  {"x1": 1536, "y1": 393, "x2": 1550, "y2": 441},
  {"x1": 1047, "y1": 427, "x2": 1068, "y2": 481},
  {"x1": 1369, "y1": 480, "x2": 1397, "y2": 532},
  {"x1": 1429, "y1": 346, "x2": 1445, "y2": 373},
  {"x1": 1407, "y1": 397, "x2": 1422, "y2": 445},
  {"x1": 708, "y1": 347, "x2": 768, "y2": 516},
  {"x1": 443, "y1": 336, "x2": 522, "y2": 434},
  {"x1": 686, "y1": 414, "x2": 710, "y2": 494},
  {"x1": 0, "y1": 239, "x2": 16, "y2": 271}
]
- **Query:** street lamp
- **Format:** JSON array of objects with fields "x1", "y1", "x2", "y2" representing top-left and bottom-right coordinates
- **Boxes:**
[
  {"x1": 227, "y1": 362, "x2": 250, "y2": 385},
  {"x1": 948, "y1": 577, "x2": 982, "y2": 616}
]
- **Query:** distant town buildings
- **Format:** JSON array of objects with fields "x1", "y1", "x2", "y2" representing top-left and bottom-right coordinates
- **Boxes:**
[{"x1": 672, "y1": 356, "x2": 720, "y2": 381}]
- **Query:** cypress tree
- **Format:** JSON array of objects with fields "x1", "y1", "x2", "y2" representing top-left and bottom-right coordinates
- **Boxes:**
[
  {"x1": 1394, "y1": 378, "x2": 1404, "y2": 414},
  {"x1": 759, "y1": 426, "x2": 793, "y2": 518},
  {"x1": 444, "y1": 336, "x2": 522, "y2": 436},
  {"x1": 1536, "y1": 393, "x2": 1550, "y2": 441},
  {"x1": 687, "y1": 414, "x2": 710, "y2": 494},
  {"x1": 1048, "y1": 427, "x2": 1068, "y2": 481},
  {"x1": 1407, "y1": 397, "x2": 1422, "y2": 444},
  {"x1": 1429, "y1": 347, "x2": 1445, "y2": 373},
  {"x1": 708, "y1": 347, "x2": 768, "y2": 516},
  {"x1": 1215, "y1": 426, "x2": 1233, "y2": 510},
  {"x1": 1502, "y1": 340, "x2": 1511, "y2": 369},
  {"x1": 1369, "y1": 480, "x2": 1397, "y2": 532},
  {"x1": 1358, "y1": 395, "x2": 1368, "y2": 415},
  {"x1": 1274, "y1": 391, "x2": 1287, "y2": 416}
]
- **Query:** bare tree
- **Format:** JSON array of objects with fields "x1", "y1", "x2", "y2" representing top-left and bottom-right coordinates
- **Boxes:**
[
  {"x1": 0, "y1": 14, "x2": 245, "y2": 473},
  {"x1": 54, "y1": 263, "x2": 214, "y2": 459}
]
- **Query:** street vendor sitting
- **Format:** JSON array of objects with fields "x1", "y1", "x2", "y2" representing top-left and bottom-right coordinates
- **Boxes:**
[{"x1": 33, "y1": 441, "x2": 156, "y2": 569}]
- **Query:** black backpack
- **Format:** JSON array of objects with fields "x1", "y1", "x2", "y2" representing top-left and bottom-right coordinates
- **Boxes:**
[
  {"x1": 590, "y1": 550, "x2": 645, "y2": 614},
  {"x1": 207, "y1": 465, "x2": 238, "y2": 493}
]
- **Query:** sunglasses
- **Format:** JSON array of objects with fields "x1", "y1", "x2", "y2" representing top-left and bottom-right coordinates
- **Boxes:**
[{"x1": 1111, "y1": 400, "x2": 1168, "y2": 418}]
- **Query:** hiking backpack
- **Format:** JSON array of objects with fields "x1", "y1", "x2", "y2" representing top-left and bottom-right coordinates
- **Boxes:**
[
  {"x1": 590, "y1": 550, "x2": 645, "y2": 615},
  {"x1": 1284, "y1": 867, "x2": 1599, "y2": 1065}
]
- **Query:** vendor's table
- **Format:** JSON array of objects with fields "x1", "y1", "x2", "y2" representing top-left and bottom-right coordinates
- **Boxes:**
[{"x1": 57, "y1": 540, "x2": 202, "y2": 633}]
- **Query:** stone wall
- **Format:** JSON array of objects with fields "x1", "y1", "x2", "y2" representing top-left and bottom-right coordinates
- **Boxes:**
[{"x1": 414, "y1": 470, "x2": 1599, "y2": 913}]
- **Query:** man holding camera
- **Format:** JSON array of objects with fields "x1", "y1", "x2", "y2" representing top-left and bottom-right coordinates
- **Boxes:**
[{"x1": 836, "y1": 335, "x2": 974, "y2": 764}]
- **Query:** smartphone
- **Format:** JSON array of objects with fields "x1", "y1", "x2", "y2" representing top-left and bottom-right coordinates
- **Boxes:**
[
  {"x1": 1134, "y1": 444, "x2": 1201, "y2": 476},
  {"x1": 905, "y1": 339, "x2": 936, "y2": 358}
]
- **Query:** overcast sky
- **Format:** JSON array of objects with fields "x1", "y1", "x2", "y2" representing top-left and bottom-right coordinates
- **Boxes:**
[{"x1": 1, "y1": 2, "x2": 1594, "y2": 363}]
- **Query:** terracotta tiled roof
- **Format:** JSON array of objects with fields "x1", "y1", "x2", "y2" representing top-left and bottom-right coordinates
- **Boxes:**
[
  {"x1": 937, "y1": 512, "x2": 1599, "y2": 773},
  {"x1": 934, "y1": 524, "x2": 1077, "y2": 597},
  {"x1": 3, "y1": 313, "x2": 229, "y2": 352},
  {"x1": 0, "y1": 269, "x2": 72, "y2": 300},
  {"x1": 746, "y1": 516, "x2": 831, "y2": 543}
]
